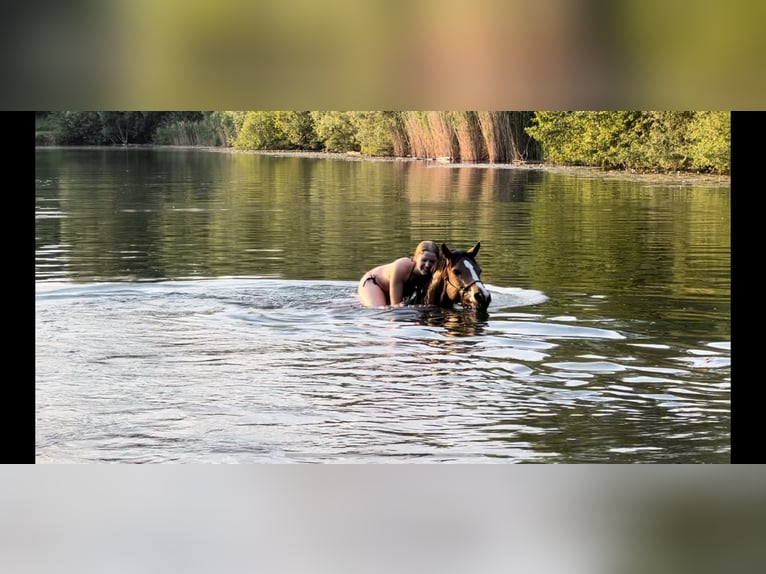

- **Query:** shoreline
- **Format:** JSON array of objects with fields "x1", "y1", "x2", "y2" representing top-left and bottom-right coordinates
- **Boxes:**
[{"x1": 36, "y1": 144, "x2": 731, "y2": 187}]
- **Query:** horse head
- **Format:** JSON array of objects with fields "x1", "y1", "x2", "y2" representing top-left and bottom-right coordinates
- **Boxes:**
[{"x1": 441, "y1": 242, "x2": 492, "y2": 311}]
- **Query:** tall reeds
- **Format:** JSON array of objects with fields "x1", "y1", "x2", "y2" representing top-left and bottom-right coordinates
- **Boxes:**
[
  {"x1": 154, "y1": 119, "x2": 227, "y2": 146},
  {"x1": 389, "y1": 112, "x2": 410, "y2": 157},
  {"x1": 400, "y1": 111, "x2": 540, "y2": 163},
  {"x1": 401, "y1": 111, "x2": 457, "y2": 160},
  {"x1": 478, "y1": 111, "x2": 541, "y2": 163},
  {"x1": 450, "y1": 111, "x2": 486, "y2": 162},
  {"x1": 402, "y1": 112, "x2": 430, "y2": 159}
]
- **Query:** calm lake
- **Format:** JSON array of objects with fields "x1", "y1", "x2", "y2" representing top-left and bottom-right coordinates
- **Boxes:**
[{"x1": 35, "y1": 147, "x2": 731, "y2": 463}]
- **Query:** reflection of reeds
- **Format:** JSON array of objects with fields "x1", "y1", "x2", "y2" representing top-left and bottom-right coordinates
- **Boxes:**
[{"x1": 401, "y1": 111, "x2": 541, "y2": 163}]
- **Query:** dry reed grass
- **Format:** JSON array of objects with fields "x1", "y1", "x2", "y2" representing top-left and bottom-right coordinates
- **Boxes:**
[{"x1": 401, "y1": 111, "x2": 540, "y2": 162}]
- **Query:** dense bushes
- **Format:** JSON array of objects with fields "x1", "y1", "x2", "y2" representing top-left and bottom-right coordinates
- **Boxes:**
[
  {"x1": 46, "y1": 111, "x2": 205, "y2": 145},
  {"x1": 49, "y1": 111, "x2": 104, "y2": 144},
  {"x1": 230, "y1": 111, "x2": 395, "y2": 155},
  {"x1": 37, "y1": 110, "x2": 730, "y2": 174},
  {"x1": 525, "y1": 111, "x2": 730, "y2": 174},
  {"x1": 685, "y1": 111, "x2": 731, "y2": 173}
]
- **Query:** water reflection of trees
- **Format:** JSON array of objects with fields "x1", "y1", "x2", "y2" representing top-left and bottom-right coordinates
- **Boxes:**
[{"x1": 38, "y1": 149, "x2": 730, "y2": 299}]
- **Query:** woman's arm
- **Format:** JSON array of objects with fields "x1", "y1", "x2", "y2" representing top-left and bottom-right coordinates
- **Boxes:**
[{"x1": 388, "y1": 258, "x2": 412, "y2": 305}]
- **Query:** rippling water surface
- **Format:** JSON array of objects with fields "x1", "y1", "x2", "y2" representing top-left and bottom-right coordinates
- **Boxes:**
[
  {"x1": 35, "y1": 148, "x2": 730, "y2": 463},
  {"x1": 36, "y1": 278, "x2": 729, "y2": 463}
]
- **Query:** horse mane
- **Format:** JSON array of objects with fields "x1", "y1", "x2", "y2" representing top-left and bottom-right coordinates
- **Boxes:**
[{"x1": 423, "y1": 267, "x2": 445, "y2": 306}]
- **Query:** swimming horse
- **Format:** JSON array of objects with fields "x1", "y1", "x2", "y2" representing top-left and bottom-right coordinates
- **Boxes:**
[{"x1": 422, "y1": 242, "x2": 492, "y2": 311}]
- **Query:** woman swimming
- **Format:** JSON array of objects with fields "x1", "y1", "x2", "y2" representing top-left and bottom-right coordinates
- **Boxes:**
[{"x1": 358, "y1": 241, "x2": 441, "y2": 307}]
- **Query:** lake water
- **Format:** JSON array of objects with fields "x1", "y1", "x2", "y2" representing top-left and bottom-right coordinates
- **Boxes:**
[{"x1": 35, "y1": 147, "x2": 731, "y2": 463}]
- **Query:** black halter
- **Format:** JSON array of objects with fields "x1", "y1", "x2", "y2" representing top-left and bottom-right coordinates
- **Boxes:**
[
  {"x1": 446, "y1": 275, "x2": 480, "y2": 295},
  {"x1": 445, "y1": 257, "x2": 483, "y2": 296}
]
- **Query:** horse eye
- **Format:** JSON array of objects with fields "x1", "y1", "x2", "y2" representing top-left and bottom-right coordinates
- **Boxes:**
[{"x1": 454, "y1": 269, "x2": 462, "y2": 275}]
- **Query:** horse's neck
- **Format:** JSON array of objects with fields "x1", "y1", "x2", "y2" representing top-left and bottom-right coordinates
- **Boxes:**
[{"x1": 428, "y1": 271, "x2": 455, "y2": 308}]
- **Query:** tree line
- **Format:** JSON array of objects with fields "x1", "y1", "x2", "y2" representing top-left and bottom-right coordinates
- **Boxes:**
[{"x1": 36, "y1": 110, "x2": 730, "y2": 174}]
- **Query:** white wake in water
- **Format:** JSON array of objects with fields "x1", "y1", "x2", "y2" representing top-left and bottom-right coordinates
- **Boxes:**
[{"x1": 486, "y1": 284, "x2": 548, "y2": 309}]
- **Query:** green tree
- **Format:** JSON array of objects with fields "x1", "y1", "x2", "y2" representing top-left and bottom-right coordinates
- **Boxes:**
[
  {"x1": 636, "y1": 111, "x2": 696, "y2": 171},
  {"x1": 219, "y1": 111, "x2": 247, "y2": 145},
  {"x1": 351, "y1": 111, "x2": 397, "y2": 156},
  {"x1": 526, "y1": 111, "x2": 729, "y2": 173},
  {"x1": 99, "y1": 112, "x2": 138, "y2": 144},
  {"x1": 274, "y1": 111, "x2": 320, "y2": 150},
  {"x1": 98, "y1": 111, "x2": 179, "y2": 144},
  {"x1": 232, "y1": 111, "x2": 290, "y2": 149},
  {"x1": 50, "y1": 111, "x2": 104, "y2": 144},
  {"x1": 537, "y1": 111, "x2": 643, "y2": 169},
  {"x1": 686, "y1": 111, "x2": 730, "y2": 174},
  {"x1": 310, "y1": 111, "x2": 359, "y2": 152}
]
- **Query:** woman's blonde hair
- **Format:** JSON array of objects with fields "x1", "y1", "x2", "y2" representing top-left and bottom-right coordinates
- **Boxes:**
[
  {"x1": 414, "y1": 240, "x2": 440, "y2": 258},
  {"x1": 408, "y1": 241, "x2": 441, "y2": 305}
]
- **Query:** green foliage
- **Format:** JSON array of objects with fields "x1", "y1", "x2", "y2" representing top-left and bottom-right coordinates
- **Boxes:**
[
  {"x1": 99, "y1": 112, "x2": 142, "y2": 144},
  {"x1": 526, "y1": 111, "x2": 730, "y2": 174},
  {"x1": 48, "y1": 111, "x2": 204, "y2": 145},
  {"x1": 50, "y1": 111, "x2": 105, "y2": 144},
  {"x1": 526, "y1": 111, "x2": 639, "y2": 168},
  {"x1": 36, "y1": 112, "x2": 52, "y2": 131},
  {"x1": 274, "y1": 111, "x2": 321, "y2": 150},
  {"x1": 232, "y1": 112, "x2": 285, "y2": 150},
  {"x1": 310, "y1": 111, "x2": 360, "y2": 152},
  {"x1": 229, "y1": 111, "x2": 317, "y2": 150},
  {"x1": 35, "y1": 112, "x2": 55, "y2": 145},
  {"x1": 219, "y1": 111, "x2": 247, "y2": 145},
  {"x1": 637, "y1": 111, "x2": 695, "y2": 171},
  {"x1": 686, "y1": 112, "x2": 730, "y2": 174},
  {"x1": 350, "y1": 111, "x2": 397, "y2": 156},
  {"x1": 42, "y1": 110, "x2": 730, "y2": 174},
  {"x1": 99, "y1": 112, "x2": 182, "y2": 144}
]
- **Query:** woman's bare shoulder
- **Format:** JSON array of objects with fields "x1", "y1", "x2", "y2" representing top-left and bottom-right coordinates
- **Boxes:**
[{"x1": 391, "y1": 257, "x2": 414, "y2": 275}]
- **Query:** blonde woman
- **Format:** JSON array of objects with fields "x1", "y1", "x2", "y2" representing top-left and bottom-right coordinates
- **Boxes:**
[{"x1": 358, "y1": 241, "x2": 441, "y2": 307}]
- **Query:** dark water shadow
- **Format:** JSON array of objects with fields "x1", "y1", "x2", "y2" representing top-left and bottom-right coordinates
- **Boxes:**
[{"x1": 414, "y1": 306, "x2": 490, "y2": 337}]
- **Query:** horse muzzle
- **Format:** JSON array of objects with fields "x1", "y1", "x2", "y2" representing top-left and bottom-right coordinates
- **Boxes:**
[{"x1": 462, "y1": 283, "x2": 491, "y2": 311}]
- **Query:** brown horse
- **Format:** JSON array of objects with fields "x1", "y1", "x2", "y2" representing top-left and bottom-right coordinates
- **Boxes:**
[{"x1": 422, "y1": 242, "x2": 491, "y2": 311}]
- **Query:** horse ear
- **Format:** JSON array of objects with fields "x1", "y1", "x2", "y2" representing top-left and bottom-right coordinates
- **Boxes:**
[
  {"x1": 441, "y1": 243, "x2": 452, "y2": 258},
  {"x1": 467, "y1": 242, "x2": 481, "y2": 258}
]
